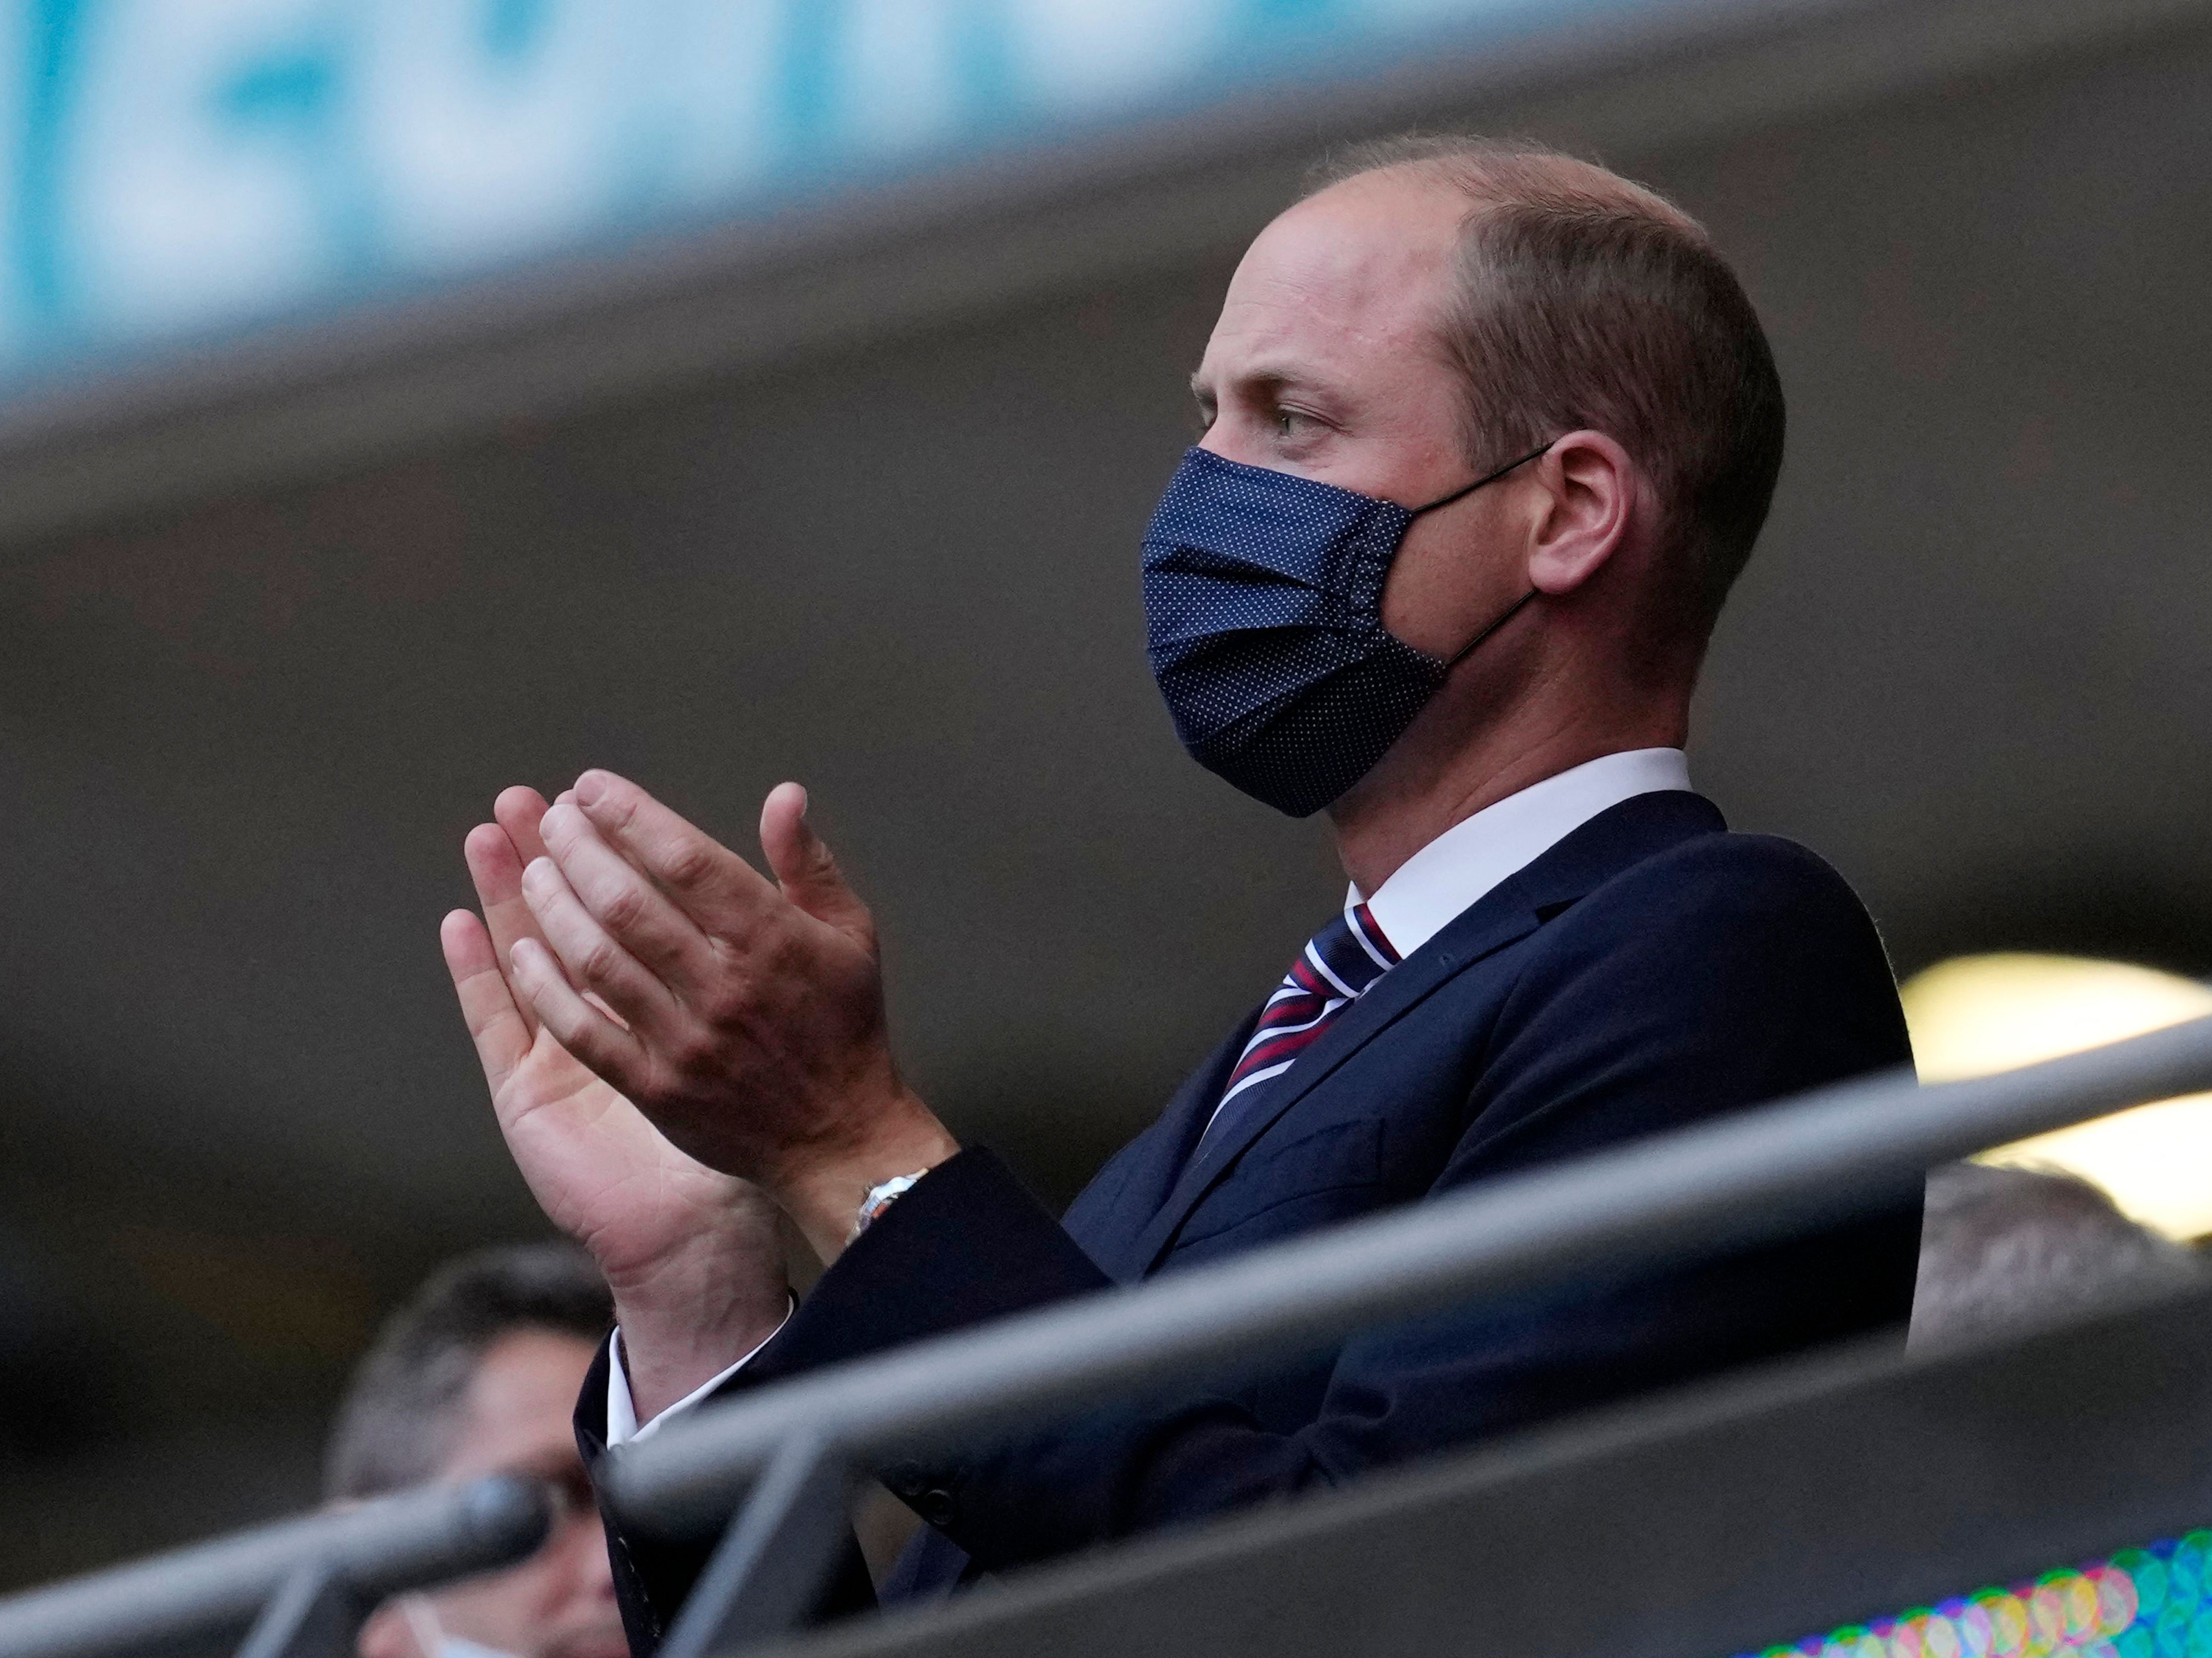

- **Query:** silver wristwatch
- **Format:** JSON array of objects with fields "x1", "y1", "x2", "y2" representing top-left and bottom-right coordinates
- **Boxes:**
[{"x1": 854, "y1": 1169, "x2": 930, "y2": 1237}]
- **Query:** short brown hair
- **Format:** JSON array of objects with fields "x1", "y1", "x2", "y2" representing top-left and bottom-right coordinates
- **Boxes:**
[
  {"x1": 1309, "y1": 135, "x2": 1785, "y2": 639},
  {"x1": 323, "y1": 1241, "x2": 611, "y2": 1501}
]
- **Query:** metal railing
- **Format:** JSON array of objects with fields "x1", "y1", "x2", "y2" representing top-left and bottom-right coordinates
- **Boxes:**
[
  {"x1": 0, "y1": 1477, "x2": 548, "y2": 1658},
  {"x1": 8, "y1": 1012, "x2": 2212, "y2": 1658}
]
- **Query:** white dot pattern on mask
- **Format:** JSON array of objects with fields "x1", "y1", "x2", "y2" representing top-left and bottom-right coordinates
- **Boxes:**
[{"x1": 1141, "y1": 448, "x2": 1447, "y2": 818}]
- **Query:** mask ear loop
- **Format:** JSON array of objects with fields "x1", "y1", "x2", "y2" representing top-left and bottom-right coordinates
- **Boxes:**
[
  {"x1": 1409, "y1": 439, "x2": 1556, "y2": 516},
  {"x1": 1443, "y1": 585, "x2": 1540, "y2": 668},
  {"x1": 1406, "y1": 438, "x2": 1559, "y2": 669}
]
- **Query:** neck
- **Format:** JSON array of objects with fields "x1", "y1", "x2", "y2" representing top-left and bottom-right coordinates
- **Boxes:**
[{"x1": 1328, "y1": 687, "x2": 1688, "y2": 898}]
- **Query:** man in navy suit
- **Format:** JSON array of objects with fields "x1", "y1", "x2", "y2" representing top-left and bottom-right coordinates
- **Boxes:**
[{"x1": 441, "y1": 136, "x2": 1920, "y2": 1641}]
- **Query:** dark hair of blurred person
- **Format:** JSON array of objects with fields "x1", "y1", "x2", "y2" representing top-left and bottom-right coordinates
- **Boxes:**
[
  {"x1": 325, "y1": 1242, "x2": 624, "y2": 1658},
  {"x1": 1910, "y1": 1163, "x2": 2204, "y2": 1350}
]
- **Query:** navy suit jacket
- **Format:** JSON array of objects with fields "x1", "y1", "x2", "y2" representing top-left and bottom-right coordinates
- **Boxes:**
[{"x1": 579, "y1": 792, "x2": 1923, "y2": 1647}]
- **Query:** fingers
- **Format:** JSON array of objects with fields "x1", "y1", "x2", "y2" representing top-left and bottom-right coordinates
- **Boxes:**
[
  {"x1": 495, "y1": 785, "x2": 554, "y2": 864},
  {"x1": 571, "y1": 770, "x2": 777, "y2": 928},
  {"x1": 508, "y1": 935, "x2": 654, "y2": 1093},
  {"x1": 537, "y1": 801, "x2": 717, "y2": 983},
  {"x1": 441, "y1": 909, "x2": 533, "y2": 1096},
  {"x1": 759, "y1": 783, "x2": 875, "y2": 949},
  {"x1": 520, "y1": 850, "x2": 683, "y2": 1031},
  {"x1": 467, "y1": 799, "x2": 558, "y2": 1038}
]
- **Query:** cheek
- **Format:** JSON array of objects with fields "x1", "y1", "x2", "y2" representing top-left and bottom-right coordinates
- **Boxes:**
[
  {"x1": 551, "y1": 1517, "x2": 615, "y2": 1596},
  {"x1": 507, "y1": 1518, "x2": 616, "y2": 1619},
  {"x1": 1379, "y1": 511, "x2": 1522, "y2": 654},
  {"x1": 437, "y1": 1555, "x2": 567, "y2": 1644}
]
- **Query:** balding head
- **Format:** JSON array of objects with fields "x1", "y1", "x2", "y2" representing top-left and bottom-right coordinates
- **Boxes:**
[
  {"x1": 1304, "y1": 136, "x2": 1786, "y2": 642},
  {"x1": 1185, "y1": 135, "x2": 1782, "y2": 874}
]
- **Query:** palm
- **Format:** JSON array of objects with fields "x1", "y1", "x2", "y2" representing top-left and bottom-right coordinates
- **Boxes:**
[
  {"x1": 443, "y1": 791, "x2": 783, "y2": 1290},
  {"x1": 492, "y1": 1024, "x2": 753, "y2": 1284}
]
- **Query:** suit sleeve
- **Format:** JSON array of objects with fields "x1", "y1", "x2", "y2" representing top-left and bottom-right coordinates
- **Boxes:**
[
  {"x1": 576, "y1": 1150, "x2": 1113, "y2": 1648},
  {"x1": 592, "y1": 834, "x2": 1920, "y2": 1618}
]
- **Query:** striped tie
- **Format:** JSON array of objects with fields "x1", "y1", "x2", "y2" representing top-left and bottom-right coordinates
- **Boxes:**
[{"x1": 1201, "y1": 898, "x2": 1400, "y2": 1147}]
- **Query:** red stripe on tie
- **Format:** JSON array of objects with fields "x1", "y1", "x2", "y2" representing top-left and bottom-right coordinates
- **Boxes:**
[
  {"x1": 1232, "y1": 1016, "x2": 1340, "y2": 1076},
  {"x1": 1348, "y1": 902, "x2": 1400, "y2": 967},
  {"x1": 1208, "y1": 903, "x2": 1401, "y2": 1139}
]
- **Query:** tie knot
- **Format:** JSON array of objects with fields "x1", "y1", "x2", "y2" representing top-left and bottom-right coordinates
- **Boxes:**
[
  {"x1": 1205, "y1": 900, "x2": 1403, "y2": 1141},
  {"x1": 1299, "y1": 900, "x2": 1400, "y2": 999}
]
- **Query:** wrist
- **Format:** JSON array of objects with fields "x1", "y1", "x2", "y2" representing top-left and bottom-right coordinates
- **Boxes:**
[
  {"x1": 612, "y1": 1285, "x2": 790, "y2": 1424},
  {"x1": 602, "y1": 1229, "x2": 792, "y2": 1423},
  {"x1": 773, "y1": 1097, "x2": 960, "y2": 1264}
]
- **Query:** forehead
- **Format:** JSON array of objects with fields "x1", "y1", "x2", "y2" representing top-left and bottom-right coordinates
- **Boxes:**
[
  {"x1": 439, "y1": 1327, "x2": 599, "y2": 1480},
  {"x1": 1205, "y1": 170, "x2": 1468, "y2": 377}
]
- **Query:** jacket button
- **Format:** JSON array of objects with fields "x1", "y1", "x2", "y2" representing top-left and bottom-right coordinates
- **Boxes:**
[{"x1": 912, "y1": 1488, "x2": 955, "y2": 1527}]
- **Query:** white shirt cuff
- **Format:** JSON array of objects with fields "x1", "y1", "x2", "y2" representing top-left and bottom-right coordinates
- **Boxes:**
[{"x1": 604, "y1": 1296, "x2": 795, "y2": 1447}]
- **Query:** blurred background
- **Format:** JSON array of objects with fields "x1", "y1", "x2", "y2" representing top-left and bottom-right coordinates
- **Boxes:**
[{"x1": 1, "y1": 0, "x2": 2209, "y2": 1591}]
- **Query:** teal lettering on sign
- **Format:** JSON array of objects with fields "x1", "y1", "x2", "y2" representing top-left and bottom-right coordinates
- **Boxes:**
[{"x1": 0, "y1": 0, "x2": 1592, "y2": 377}]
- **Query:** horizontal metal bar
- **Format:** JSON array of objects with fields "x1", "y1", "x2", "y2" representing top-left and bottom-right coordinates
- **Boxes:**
[
  {"x1": 0, "y1": 1476, "x2": 550, "y2": 1658},
  {"x1": 231, "y1": 1564, "x2": 358, "y2": 1658},
  {"x1": 765, "y1": 1277, "x2": 2212, "y2": 1658},
  {"x1": 608, "y1": 1014, "x2": 2212, "y2": 1535}
]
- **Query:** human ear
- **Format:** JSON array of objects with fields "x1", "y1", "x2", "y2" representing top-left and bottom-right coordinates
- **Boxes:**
[{"x1": 1525, "y1": 431, "x2": 1636, "y2": 595}]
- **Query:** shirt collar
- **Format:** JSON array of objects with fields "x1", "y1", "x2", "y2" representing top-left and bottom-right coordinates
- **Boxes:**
[{"x1": 1356, "y1": 748, "x2": 1692, "y2": 960}]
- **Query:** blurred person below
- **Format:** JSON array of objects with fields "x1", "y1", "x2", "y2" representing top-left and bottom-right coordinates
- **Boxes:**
[
  {"x1": 325, "y1": 1243, "x2": 627, "y2": 1658},
  {"x1": 1910, "y1": 1163, "x2": 2205, "y2": 1351}
]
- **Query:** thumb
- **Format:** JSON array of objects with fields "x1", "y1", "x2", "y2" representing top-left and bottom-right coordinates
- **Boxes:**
[{"x1": 760, "y1": 783, "x2": 875, "y2": 949}]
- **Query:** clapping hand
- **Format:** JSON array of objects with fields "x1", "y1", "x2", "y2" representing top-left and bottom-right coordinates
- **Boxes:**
[
  {"x1": 466, "y1": 770, "x2": 957, "y2": 1263},
  {"x1": 441, "y1": 787, "x2": 796, "y2": 1418}
]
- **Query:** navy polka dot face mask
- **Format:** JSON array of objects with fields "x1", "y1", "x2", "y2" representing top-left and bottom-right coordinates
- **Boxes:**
[{"x1": 1140, "y1": 443, "x2": 1552, "y2": 817}]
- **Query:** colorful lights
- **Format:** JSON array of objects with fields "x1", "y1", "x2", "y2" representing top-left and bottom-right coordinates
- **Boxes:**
[{"x1": 1733, "y1": 1531, "x2": 2212, "y2": 1658}]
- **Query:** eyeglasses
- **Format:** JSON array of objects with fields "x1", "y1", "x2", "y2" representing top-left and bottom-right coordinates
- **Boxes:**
[{"x1": 506, "y1": 1460, "x2": 601, "y2": 1532}]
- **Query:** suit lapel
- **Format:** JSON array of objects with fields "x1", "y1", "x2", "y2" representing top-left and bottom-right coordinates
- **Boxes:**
[
  {"x1": 1077, "y1": 1016, "x2": 1255, "y2": 1283},
  {"x1": 1122, "y1": 903, "x2": 1541, "y2": 1276},
  {"x1": 1124, "y1": 790, "x2": 1729, "y2": 1277}
]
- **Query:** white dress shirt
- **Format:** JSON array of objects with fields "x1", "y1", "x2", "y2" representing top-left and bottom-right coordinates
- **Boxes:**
[
  {"x1": 1358, "y1": 747, "x2": 1691, "y2": 955},
  {"x1": 605, "y1": 746, "x2": 1693, "y2": 1445},
  {"x1": 605, "y1": 1298, "x2": 792, "y2": 1445}
]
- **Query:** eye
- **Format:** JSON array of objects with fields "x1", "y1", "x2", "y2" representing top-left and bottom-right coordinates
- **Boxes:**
[{"x1": 543, "y1": 1463, "x2": 599, "y2": 1522}]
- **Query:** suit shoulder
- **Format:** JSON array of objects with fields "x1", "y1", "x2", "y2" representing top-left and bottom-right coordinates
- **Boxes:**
[
  {"x1": 1498, "y1": 827, "x2": 1908, "y2": 1071},
  {"x1": 1606, "y1": 827, "x2": 1868, "y2": 913},
  {"x1": 1551, "y1": 827, "x2": 1891, "y2": 969}
]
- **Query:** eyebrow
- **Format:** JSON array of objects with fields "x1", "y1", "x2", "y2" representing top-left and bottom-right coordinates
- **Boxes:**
[{"x1": 1188, "y1": 363, "x2": 1332, "y2": 404}]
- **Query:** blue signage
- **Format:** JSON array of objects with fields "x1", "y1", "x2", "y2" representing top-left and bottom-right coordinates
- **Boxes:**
[{"x1": 0, "y1": 0, "x2": 1614, "y2": 381}]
